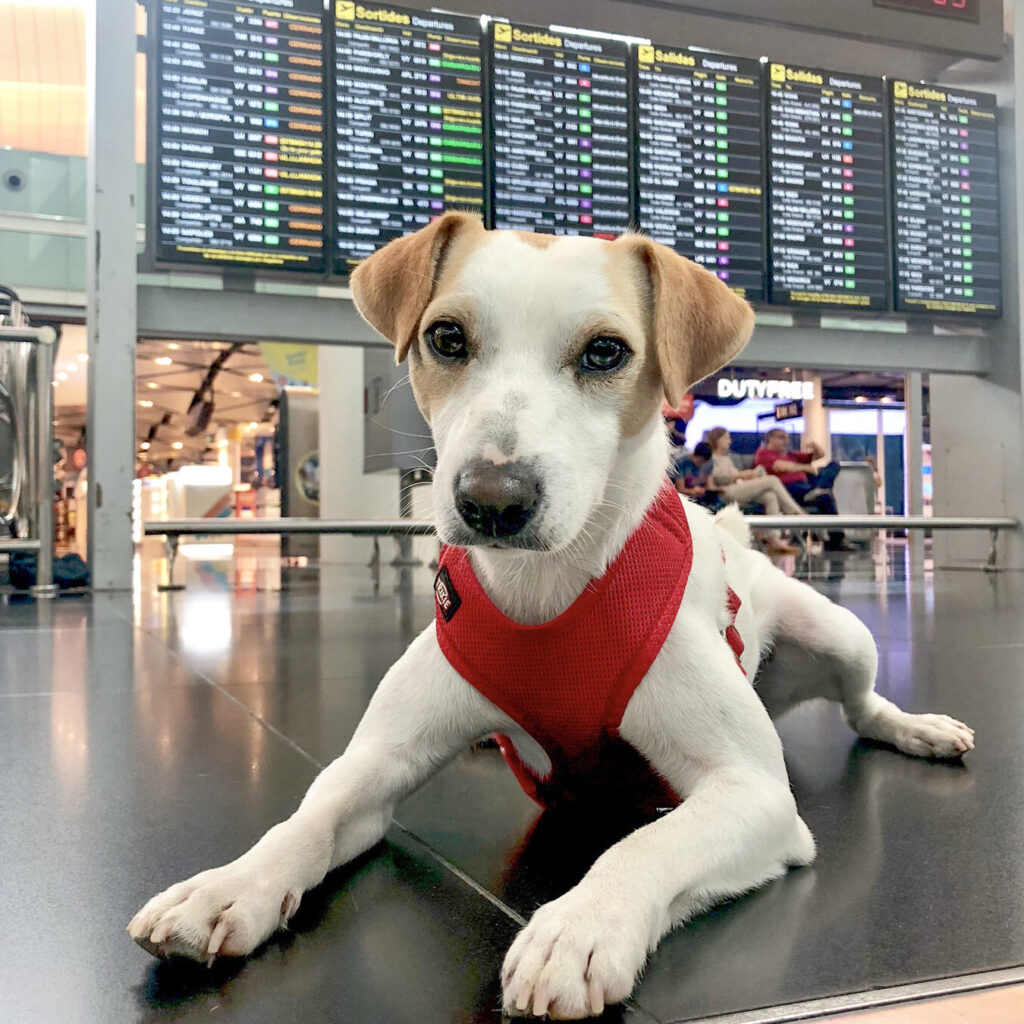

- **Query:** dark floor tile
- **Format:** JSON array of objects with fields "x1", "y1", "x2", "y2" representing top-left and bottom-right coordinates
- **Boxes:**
[
  {"x1": 130, "y1": 828, "x2": 524, "y2": 1024},
  {"x1": 4, "y1": 559, "x2": 1022, "y2": 1024},
  {"x1": 0, "y1": 684, "x2": 544, "y2": 1024},
  {"x1": 390, "y1": 573, "x2": 1024, "y2": 1019},
  {"x1": 0, "y1": 684, "x2": 318, "y2": 1022}
]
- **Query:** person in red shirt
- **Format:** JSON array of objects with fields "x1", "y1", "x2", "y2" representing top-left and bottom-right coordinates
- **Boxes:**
[{"x1": 755, "y1": 428, "x2": 854, "y2": 551}]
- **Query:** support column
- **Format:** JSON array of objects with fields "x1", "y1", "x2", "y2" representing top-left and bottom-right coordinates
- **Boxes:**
[
  {"x1": 85, "y1": 0, "x2": 138, "y2": 590},
  {"x1": 904, "y1": 371, "x2": 925, "y2": 573},
  {"x1": 800, "y1": 372, "x2": 829, "y2": 458},
  {"x1": 929, "y1": 7, "x2": 1024, "y2": 570}
]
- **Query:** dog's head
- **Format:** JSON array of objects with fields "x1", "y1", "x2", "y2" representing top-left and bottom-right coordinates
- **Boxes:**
[{"x1": 351, "y1": 213, "x2": 753, "y2": 552}]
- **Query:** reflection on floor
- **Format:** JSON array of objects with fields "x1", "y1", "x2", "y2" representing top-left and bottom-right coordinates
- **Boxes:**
[{"x1": 1, "y1": 539, "x2": 1022, "y2": 1023}]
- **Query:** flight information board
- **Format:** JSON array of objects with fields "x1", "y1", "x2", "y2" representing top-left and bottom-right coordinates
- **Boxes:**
[
  {"x1": 154, "y1": 0, "x2": 328, "y2": 272},
  {"x1": 890, "y1": 81, "x2": 1000, "y2": 315},
  {"x1": 332, "y1": 3, "x2": 485, "y2": 273},
  {"x1": 767, "y1": 63, "x2": 889, "y2": 310},
  {"x1": 490, "y1": 21, "x2": 632, "y2": 238},
  {"x1": 636, "y1": 45, "x2": 765, "y2": 302}
]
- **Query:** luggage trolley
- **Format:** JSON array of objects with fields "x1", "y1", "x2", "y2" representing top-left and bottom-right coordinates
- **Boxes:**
[{"x1": 0, "y1": 286, "x2": 59, "y2": 597}]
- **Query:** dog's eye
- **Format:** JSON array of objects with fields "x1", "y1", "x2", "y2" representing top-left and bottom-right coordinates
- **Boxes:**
[
  {"x1": 580, "y1": 336, "x2": 630, "y2": 374},
  {"x1": 425, "y1": 321, "x2": 468, "y2": 361}
]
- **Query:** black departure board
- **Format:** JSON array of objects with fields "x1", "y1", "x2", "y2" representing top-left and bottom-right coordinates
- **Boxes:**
[
  {"x1": 890, "y1": 81, "x2": 1000, "y2": 316},
  {"x1": 636, "y1": 45, "x2": 765, "y2": 302},
  {"x1": 333, "y1": 3, "x2": 485, "y2": 273},
  {"x1": 767, "y1": 63, "x2": 889, "y2": 310},
  {"x1": 155, "y1": 0, "x2": 328, "y2": 272},
  {"x1": 874, "y1": 0, "x2": 980, "y2": 22},
  {"x1": 490, "y1": 21, "x2": 632, "y2": 238}
]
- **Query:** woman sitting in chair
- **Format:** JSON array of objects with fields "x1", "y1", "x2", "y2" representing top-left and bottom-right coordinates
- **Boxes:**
[{"x1": 705, "y1": 427, "x2": 808, "y2": 555}]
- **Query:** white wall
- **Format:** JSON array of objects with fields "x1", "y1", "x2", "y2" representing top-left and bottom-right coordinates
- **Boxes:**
[
  {"x1": 318, "y1": 345, "x2": 400, "y2": 564},
  {"x1": 930, "y1": 375, "x2": 1024, "y2": 568}
]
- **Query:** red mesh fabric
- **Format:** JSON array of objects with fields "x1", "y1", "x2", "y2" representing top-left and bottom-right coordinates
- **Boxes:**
[
  {"x1": 725, "y1": 587, "x2": 746, "y2": 674},
  {"x1": 435, "y1": 484, "x2": 695, "y2": 812}
]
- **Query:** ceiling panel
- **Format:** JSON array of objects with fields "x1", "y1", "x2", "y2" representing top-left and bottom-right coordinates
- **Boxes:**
[{"x1": 0, "y1": 1, "x2": 146, "y2": 162}]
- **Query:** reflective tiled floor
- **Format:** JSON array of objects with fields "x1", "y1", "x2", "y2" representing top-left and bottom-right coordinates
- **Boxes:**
[{"x1": 2, "y1": 543, "x2": 1023, "y2": 1023}]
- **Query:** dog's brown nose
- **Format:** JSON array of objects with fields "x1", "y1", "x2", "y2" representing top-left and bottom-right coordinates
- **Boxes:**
[{"x1": 455, "y1": 462, "x2": 541, "y2": 539}]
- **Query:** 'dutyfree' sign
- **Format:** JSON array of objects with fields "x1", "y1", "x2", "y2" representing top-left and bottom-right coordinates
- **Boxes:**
[{"x1": 717, "y1": 379, "x2": 816, "y2": 401}]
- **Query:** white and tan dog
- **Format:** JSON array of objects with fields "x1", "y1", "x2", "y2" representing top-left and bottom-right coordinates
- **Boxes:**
[{"x1": 129, "y1": 215, "x2": 974, "y2": 1019}]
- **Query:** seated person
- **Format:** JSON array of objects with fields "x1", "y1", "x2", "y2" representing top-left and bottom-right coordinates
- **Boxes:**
[
  {"x1": 705, "y1": 427, "x2": 807, "y2": 555},
  {"x1": 755, "y1": 428, "x2": 853, "y2": 551},
  {"x1": 672, "y1": 441, "x2": 720, "y2": 509}
]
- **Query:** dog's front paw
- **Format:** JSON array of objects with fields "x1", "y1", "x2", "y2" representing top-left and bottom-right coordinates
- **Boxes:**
[
  {"x1": 128, "y1": 860, "x2": 302, "y2": 963},
  {"x1": 886, "y1": 712, "x2": 975, "y2": 759},
  {"x1": 501, "y1": 887, "x2": 654, "y2": 1019}
]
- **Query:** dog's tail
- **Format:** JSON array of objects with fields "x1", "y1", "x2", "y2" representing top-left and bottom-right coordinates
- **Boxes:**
[{"x1": 714, "y1": 504, "x2": 751, "y2": 548}]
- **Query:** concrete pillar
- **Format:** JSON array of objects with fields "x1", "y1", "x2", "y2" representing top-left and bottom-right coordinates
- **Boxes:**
[
  {"x1": 904, "y1": 371, "x2": 925, "y2": 573},
  {"x1": 85, "y1": 0, "x2": 137, "y2": 589},
  {"x1": 801, "y1": 372, "x2": 829, "y2": 458},
  {"x1": 929, "y1": 4, "x2": 1024, "y2": 570},
  {"x1": 875, "y1": 408, "x2": 887, "y2": 514}
]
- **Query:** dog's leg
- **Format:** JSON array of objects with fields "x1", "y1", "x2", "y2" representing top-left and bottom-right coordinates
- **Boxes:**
[
  {"x1": 128, "y1": 627, "x2": 504, "y2": 962},
  {"x1": 502, "y1": 638, "x2": 816, "y2": 1019},
  {"x1": 755, "y1": 570, "x2": 974, "y2": 758}
]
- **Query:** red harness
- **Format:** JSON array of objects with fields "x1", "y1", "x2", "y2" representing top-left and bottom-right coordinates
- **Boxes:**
[{"x1": 434, "y1": 485, "x2": 744, "y2": 812}]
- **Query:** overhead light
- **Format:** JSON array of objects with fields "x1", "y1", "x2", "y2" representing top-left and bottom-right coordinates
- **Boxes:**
[
  {"x1": 155, "y1": 356, "x2": 173, "y2": 366},
  {"x1": 248, "y1": 421, "x2": 259, "y2": 430},
  {"x1": 52, "y1": 380, "x2": 59, "y2": 388},
  {"x1": 167, "y1": 343, "x2": 180, "y2": 351},
  {"x1": 854, "y1": 395, "x2": 868, "y2": 403},
  {"x1": 217, "y1": 439, "x2": 228, "y2": 448},
  {"x1": 57, "y1": 372, "x2": 68, "y2": 382},
  {"x1": 138, "y1": 399, "x2": 154, "y2": 408},
  {"x1": 172, "y1": 441, "x2": 183, "y2": 450},
  {"x1": 248, "y1": 372, "x2": 264, "y2": 383},
  {"x1": 146, "y1": 382, "x2": 159, "y2": 390},
  {"x1": 77, "y1": 353, "x2": 88, "y2": 362},
  {"x1": 140, "y1": 441, "x2": 151, "y2": 451},
  {"x1": 66, "y1": 362, "x2": 78, "y2": 373}
]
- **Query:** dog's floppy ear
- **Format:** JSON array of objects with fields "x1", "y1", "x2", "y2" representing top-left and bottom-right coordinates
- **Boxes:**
[
  {"x1": 622, "y1": 236, "x2": 755, "y2": 406},
  {"x1": 350, "y1": 212, "x2": 483, "y2": 363}
]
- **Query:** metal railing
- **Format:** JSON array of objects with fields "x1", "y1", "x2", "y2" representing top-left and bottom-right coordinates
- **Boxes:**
[
  {"x1": 143, "y1": 512, "x2": 1019, "y2": 586},
  {"x1": 744, "y1": 514, "x2": 1019, "y2": 571}
]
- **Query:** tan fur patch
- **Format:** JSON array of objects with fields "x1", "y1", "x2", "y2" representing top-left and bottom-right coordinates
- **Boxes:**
[
  {"x1": 612, "y1": 234, "x2": 755, "y2": 407},
  {"x1": 511, "y1": 231, "x2": 559, "y2": 250},
  {"x1": 349, "y1": 212, "x2": 485, "y2": 361},
  {"x1": 603, "y1": 247, "x2": 663, "y2": 439}
]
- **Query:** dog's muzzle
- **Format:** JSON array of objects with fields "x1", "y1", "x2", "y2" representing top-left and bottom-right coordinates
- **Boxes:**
[{"x1": 454, "y1": 461, "x2": 541, "y2": 540}]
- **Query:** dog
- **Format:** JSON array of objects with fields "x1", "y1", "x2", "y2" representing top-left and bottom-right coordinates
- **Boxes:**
[{"x1": 129, "y1": 214, "x2": 974, "y2": 1019}]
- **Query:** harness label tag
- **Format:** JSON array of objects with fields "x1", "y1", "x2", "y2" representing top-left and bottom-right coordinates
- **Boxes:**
[{"x1": 434, "y1": 567, "x2": 461, "y2": 622}]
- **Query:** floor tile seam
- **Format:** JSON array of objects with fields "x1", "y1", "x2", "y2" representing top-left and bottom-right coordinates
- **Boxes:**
[
  {"x1": 115, "y1": 606, "x2": 326, "y2": 771},
  {"x1": 660, "y1": 964, "x2": 1024, "y2": 1024},
  {"x1": 390, "y1": 818, "x2": 529, "y2": 928},
  {"x1": 117, "y1": 605, "x2": 532, "y2": 932}
]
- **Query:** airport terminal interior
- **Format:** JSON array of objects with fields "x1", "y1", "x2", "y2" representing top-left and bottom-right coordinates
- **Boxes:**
[{"x1": 2, "y1": 1, "x2": 1024, "y2": 1022}]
